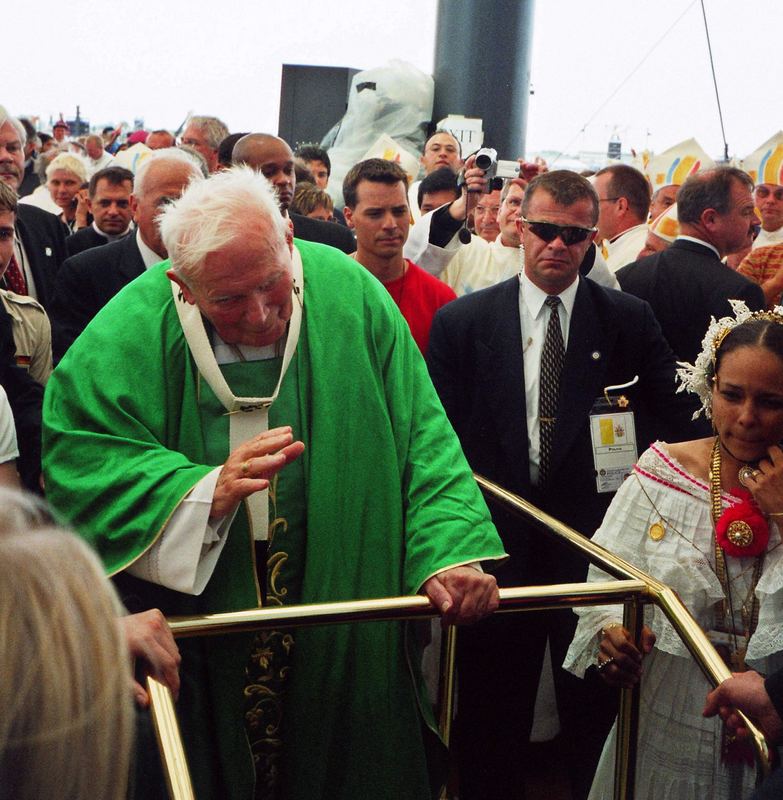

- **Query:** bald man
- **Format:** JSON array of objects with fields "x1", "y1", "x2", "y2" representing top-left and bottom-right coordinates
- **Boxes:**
[{"x1": 232, "y1": 133, "x2": 354, "y2": 254}]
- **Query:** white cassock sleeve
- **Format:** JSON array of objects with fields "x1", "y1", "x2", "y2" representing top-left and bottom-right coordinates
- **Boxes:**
[
  {"x1": 125, "y1": 467, "x2": 238, "y2": 595},
  {"x1": 403, "y1": 208, "x2": 463, "y2": 277}
]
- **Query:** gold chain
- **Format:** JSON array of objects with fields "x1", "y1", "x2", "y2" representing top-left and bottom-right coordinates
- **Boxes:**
[{"x1": 709, "y1": 437, "x2": 763, "y2": 660}]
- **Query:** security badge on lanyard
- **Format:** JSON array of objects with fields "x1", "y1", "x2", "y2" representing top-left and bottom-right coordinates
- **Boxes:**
[{"x1": 589, "y1": 376, "x2": 639, "y2": 494}]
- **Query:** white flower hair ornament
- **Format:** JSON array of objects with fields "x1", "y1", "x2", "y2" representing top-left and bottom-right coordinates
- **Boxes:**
[{"x1": 675, "y1": 299, "x2": 783, "y2": 420}]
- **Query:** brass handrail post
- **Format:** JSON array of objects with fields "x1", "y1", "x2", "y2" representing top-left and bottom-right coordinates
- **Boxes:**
[
  {"x1": 613, "y1": 597, "x2": 642, "y2": 800},
  {"x1": 438, "y1": 625, "x2": 458, "y2": 746},
  {"x1": 147, "y1": 677, "x2": 195, "y2": 800},
  {"x1": 437, "y1": 625, "x2": 458, "y2": 800}
]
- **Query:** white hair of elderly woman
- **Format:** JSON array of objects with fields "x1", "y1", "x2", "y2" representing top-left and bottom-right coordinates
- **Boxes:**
[{"x1": 44, "y1": 150, "x2": 90, "y2": 184}]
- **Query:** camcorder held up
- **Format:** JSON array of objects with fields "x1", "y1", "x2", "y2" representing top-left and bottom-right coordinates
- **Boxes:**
[{"x1": 474, "y1": 148, "x2": 520, "y2": 193}]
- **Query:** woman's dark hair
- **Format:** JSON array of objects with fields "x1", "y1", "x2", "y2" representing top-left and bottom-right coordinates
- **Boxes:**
[{"x1": 714, "y1": 317, "x2": 783, "y2": 377}]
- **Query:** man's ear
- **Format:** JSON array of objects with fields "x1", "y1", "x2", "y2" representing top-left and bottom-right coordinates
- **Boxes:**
[
  {"x1": 166, "y1": 269, "x2": 196, "y2": 304},
  {"x1": 130, "y1": 194, "x2": 139, "y2": 223},
  {"x1": 701, "y1": 208, "x2": 718, "y2": 229},
  {"x1": 343, "y1": 205, "x2": 355, "y2": 229}
]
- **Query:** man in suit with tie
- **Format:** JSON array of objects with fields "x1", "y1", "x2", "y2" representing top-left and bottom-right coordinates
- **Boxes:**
[
  {"x1": 427, "y1": 170, "x2": 697, "y2": 800},
  {"x1": 50, "y1": 149, "x2": 202, "y2": 360},
  {"x1": 0, "y1": 106, "x2": 67, "y2": 310}
]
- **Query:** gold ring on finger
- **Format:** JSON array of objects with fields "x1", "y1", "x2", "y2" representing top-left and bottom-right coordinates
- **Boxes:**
[{"x1": 241, "y1": 460, "x2": 251, "y2": 475}]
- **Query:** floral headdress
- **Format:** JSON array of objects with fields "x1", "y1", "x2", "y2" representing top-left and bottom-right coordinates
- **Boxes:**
[{"x1": 675, "y1": 299, "x2": 783, "y2": 419}]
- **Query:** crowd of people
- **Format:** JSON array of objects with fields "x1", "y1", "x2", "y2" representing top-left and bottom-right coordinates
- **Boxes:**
[{"x1": 3, "y1": 102, "x2": 783, "y2": 800}]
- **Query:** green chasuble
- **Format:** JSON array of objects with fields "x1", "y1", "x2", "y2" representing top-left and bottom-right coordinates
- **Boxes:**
[{"x1": 43, "y1": 239, "x2": 507, "y2": 800}]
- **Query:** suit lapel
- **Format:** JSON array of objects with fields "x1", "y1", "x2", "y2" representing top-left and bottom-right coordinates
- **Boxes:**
[
  {"x1": 549, "y1": 279, "x2": 614, "y2": 477},
  {"x1": 117, "y1": 235, "x2": 147, "y2": 282},
  {"x1": 474, "y1": 279, "x2": 531, "y2": 491}
]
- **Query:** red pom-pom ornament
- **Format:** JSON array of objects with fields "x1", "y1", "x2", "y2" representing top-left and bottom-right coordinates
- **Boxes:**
[{"x1": 715, "y1": 489, "x2": 770, "y2": 558}]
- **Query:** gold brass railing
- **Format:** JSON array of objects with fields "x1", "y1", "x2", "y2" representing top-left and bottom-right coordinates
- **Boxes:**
[{"x1": 147, "y1": 474, "x2": 772, "y2": 800}]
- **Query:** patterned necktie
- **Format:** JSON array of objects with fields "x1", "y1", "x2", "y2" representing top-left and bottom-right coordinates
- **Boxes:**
[
  {"x1": 3, "y1": 253, "x2": 27, "y2": 295},
  {"x1": 539, "y1": 295, "x2": 565, "y2": 485}
]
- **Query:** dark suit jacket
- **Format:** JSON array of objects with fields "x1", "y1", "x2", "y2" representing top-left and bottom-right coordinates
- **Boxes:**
[
  {"x1": 617, "y1": 238, "x2": 765, "y2": 363},
  {"x1": 291, "y1": 212, "x2": 355, "y2": 254},
  {"x1": 427, "y1": 276, "x2": 699, "y2": 587},
  {"x1": 50, "y1": 233, "x2": 145, "y2": 361},
  {"x1": 18, "y1": 160, "x2": 40, "y2": 198},
  {"x1": 14, "y1": 204, "x2": 68, "y2": 310},
  {"x1": 65, "y1": 226, "x2": 110, "y2": 258}
]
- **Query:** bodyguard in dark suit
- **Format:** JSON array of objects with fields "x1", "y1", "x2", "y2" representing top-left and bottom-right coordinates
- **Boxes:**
[
  {"x1": 618, "y1": 167, "x2": 765, "y2": 363},
  {"x1": 50, "y1": 150, "x2": 202, "y2": 360},
  {"x1": 232, "y1": 133, "x2": 355, "y2": 254},
  {"x1": 64, "y1": 166, "x2": 135, "y2": 258},
  {"x1": 428, "y1": 171, "x2": 697, "y2": 800}
]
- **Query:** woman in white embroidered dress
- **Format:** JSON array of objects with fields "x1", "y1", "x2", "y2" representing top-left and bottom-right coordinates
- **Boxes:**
[{"x1": 564, "y1": 303, "x2": 783, "y2": 800}]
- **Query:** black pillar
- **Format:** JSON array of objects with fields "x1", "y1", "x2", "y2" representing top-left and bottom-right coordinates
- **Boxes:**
[{"x1": 433, "y1": 0, "x2": 535, "y2": 159}]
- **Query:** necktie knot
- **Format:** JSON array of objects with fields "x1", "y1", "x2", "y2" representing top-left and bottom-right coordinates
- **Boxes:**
[
  {"x1": 545, "y1": 295, "x2": 561, "y2": 311},
  {"x1": 3, "y1": 253, "x2": 27, "y2": 296}
]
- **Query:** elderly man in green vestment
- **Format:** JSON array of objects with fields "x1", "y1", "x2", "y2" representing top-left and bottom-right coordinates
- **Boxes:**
[{"x1": 43, "y1": 166, "x2": 506, "y2": 800}]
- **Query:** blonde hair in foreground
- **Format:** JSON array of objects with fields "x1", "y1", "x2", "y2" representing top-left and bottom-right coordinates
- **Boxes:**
[{"x1": 0, "y1": 512, "x2": 133, "y2": 800}]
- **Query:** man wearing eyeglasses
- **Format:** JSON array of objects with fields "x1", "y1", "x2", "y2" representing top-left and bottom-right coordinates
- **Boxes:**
[
  {"x1": 592, "y1": 163, "x2": 651, "y2": 272},
  {"x1": 744, "y1": 132, "x2": 783, "y2": 251},
  {"x1": 427, "y1": 169, "x2": 698, "y2": 800}
]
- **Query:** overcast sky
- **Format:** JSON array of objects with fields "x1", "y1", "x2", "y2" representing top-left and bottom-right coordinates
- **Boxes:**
[{"x1": 7, "y1": 0, "x2": 778, "y2": 162}]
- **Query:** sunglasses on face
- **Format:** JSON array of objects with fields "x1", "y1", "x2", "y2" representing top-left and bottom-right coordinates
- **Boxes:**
[{"x1": 520, "y1": 218, "x2": 596, "y2": 246}]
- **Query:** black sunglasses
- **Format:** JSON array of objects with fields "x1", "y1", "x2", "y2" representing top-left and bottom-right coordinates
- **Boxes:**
[{"x1": 521, "y1": 217, "x2": 596, "y2": 246}]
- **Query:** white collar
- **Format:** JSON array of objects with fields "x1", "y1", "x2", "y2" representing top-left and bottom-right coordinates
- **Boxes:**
[
  {"x1": 608, "y1": 222, "x2": 647, "y2": 244},
  {"x1": 92, "y1": 220, "x2": 133, "y2": 243},
  {"x1": 135, "y1": 228, "x2": 165, "y2": 269},
  {"x1": 675, "y1": 235, "x2": 720, "y2": 259},
  {"x1": 518, "y1": 268, "x2": 579, "y2": 319}
]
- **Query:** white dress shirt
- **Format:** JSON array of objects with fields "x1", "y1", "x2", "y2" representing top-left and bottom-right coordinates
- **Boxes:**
[{"x1": 518, "y1": 270, "x2": 579, "y2": 486}]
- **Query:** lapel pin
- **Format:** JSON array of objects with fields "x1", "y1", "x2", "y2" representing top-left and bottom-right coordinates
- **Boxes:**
[{"x1": 591, "y1": 351, "x2": 601, "y2": 361}]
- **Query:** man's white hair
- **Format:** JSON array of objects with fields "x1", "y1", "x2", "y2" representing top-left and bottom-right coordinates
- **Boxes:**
[
  {"x1": 0, "y1": 105, "x2": 27, "y2": 147},
  {"x1": 160, "y1": 165, "x2": 289, "y2": 283},
  {"x1": 134, "y1": 147, "x2": 203, "y2": 198}
]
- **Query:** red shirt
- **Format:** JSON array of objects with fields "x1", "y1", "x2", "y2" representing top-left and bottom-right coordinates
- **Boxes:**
[{"x1": 383, "y1": 259, "x2": 456, "y2": 354}]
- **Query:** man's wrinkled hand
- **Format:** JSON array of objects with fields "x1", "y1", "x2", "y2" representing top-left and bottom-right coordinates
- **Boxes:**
[
  {"x1": 211, "y1": 426, "x2": 305, "y2": 520},
  {"x1": 423, "y1": 566, "x2": 498, "y2": 626}
]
